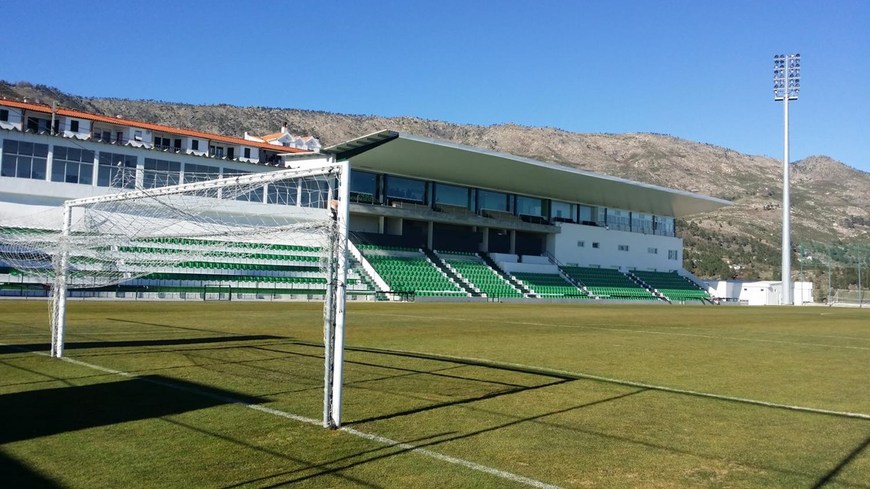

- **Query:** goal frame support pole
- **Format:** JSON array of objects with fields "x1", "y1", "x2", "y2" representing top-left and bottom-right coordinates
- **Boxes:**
[
  {"x1": 323, "y1": 159, "x2": 350, "y2": 429},
  {"x1": 51, "y1": 203, "x2": 72, "y2": 358}
]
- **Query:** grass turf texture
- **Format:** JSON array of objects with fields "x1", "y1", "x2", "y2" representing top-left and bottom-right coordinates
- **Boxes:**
[{"x1": 0, "y1": 301, "x2": 868, "y2": 488}]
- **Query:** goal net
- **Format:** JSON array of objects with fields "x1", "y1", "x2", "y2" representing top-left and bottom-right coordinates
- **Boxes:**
[
  {"x1": 832, "y1": 289, "x2": 867, "y2": 306},
  {"x1": 0, "y1": 159, "x2": 351, "y2": 428}
]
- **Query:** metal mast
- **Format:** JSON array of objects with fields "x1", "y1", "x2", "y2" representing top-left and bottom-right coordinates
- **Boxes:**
[{"x1": 773, "y1": 53, "x2": 800, "y2": 305}]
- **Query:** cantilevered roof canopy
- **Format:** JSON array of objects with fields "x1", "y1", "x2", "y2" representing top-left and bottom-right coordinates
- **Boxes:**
[{"x1": 321, "y1": 130, "x2": 730, "y2": 218}]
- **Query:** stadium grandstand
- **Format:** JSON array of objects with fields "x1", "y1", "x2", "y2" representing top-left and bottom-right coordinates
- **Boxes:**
[{"x1": 0, "y1": 100, "x2": 729, "y2": 303}]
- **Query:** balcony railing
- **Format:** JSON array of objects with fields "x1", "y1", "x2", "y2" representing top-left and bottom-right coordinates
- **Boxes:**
[{"x1": 91, "y1": 132, "x2": 130, "y2": 145}]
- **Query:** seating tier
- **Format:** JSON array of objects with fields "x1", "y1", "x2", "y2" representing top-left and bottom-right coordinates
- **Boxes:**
[
  {"x1": 439, "y1": 252, "x2": 523, "y2": 298},
  {"x1": 512, "y1": 272, "x2": 588, "y2": 298},
  {"x1": 360, "y1": 246, "x2": 465, "y2": 297},
  {"x1": 632, "y1": 271, "x2": 710, "y2": 302},
  {"x1": 560, "y1": 266, "x2": 657, "y2": 300}
]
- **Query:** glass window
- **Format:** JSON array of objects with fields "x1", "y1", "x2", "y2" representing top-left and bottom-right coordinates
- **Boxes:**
[
  {"x1": 183, "y1": 163, "x2": 220, "y2": 183},
  {"x1": 143, "y1": 158, "x2": 181, "y2": 188},
  {"x1": 192, "y1": 140, "x2": 199, "y2": 151},
  {"x1": 655, "y1": 216, "x2": 675, "y2": 237},
  {"x1": 551, "y1": 201, "x2": 574, "y2": 222},
  {"x1": 579, "y1": 205, "x2": 595, "y2": 224},
  {"x1": 1, "y1": 139, "x2": 48, "y2": 180},
  {"x1": 596, "y1": 207, "x2": 607, "y2": 227},
  {"x1": 97, "y1": 152, "x2": 137, "y2": 188},
  {"x1": 385, "y1": 175, "x2": 426, "y2": 204},
  {"x1": 267, "y1": 179, "x2": 298, "y2": 205},
  {"x1": 0, "y1": 109, "x2": 8, "y2": 122},
  {"x1": 516, "y1": 195, "x2": 544, "y2": 217},
  {"x1": 632, "y1": 212, "x2": 653, "y2": 234},
  {"x1": 300, "y1": 176, "x2": 330, "y2": 208},
  {"x1": 608, "y1": 209, "x2": 630, "y2": 231},
  {"x1": 51, "y1": 145, "x2": 94, "y2": 185},
  {"x1": 350, "y1": 170, "x2": 378, "y2": 204},
  {"x1": 434, "y1": 182, "x2": 470, "y2": 208},
  {"x1": 478, "y1": 189, "x2": 509, "y2": 212},
  {"x1": 223, "y1": 169, "x2": 264, "y2": 203}
]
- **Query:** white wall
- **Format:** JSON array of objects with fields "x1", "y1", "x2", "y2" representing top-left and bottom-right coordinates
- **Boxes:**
[
  {"x1": 349, "y1": 214, "x2": 380, "y2": 233},
  {"x1": 500, "y1": 262, "x2": 559, "y2": 274},
  {"x1": 0, "y1": 107, "x2": 23, "y2": 130},
  {"x1": 60, "y1": 116, "x2": 91, "y2": 138},
  {"x1": 794, "y1": 281, "x2": 814, "y2": 305},
  {"x1": 186, "y1": 137, "x2": 208, "y2": 156},
  {"x1": 706, "y1": 280, "x2": 814, "y2": 305},
  {"x1": 551, "y1": 222, "x2": 683, "y2": 271}
]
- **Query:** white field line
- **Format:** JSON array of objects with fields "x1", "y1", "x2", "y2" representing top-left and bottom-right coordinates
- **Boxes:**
[
  {"x1": 340, "y1": 426, "x2": 562, "y2": 489},
  {"x1": 356, "y1": 312, "x2": 870, "y2": 351},
  {"x1": 10, "y1": 339, "x2": 868, "y2": 421},
  {"x1": 0, "y1": 344, "x2": 562, "y2": 489},
  {"x1": 364, "y1": 347, "x2": 870, "y2": 422}
]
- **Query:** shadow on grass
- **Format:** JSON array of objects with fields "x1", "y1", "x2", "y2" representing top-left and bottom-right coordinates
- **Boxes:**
[
  {"x1": 348, "y1": 378, "x2": 571, "y2": 426},
  {"x1": 0, "y1": 451, "x2": 63, "y2": 489},
  {"x1": 287, "y1": 340, "x2": 580, "y2": 381},
  {"x1": 104, "y1": 317, "x2": 261, "y2": 336},
  {"x1": 167, "y1": 417, "x2": 455, "y2": 489},
  {"x1": 812, "y1": 433, "x2": 870, "y2": 489},
  {"x1": 255, "y1": 343, "x2": 535, "y2": 390},
  {"x1": 279, "y1": 342, "x2": 870, "y2": 485},
  {"x1": 0, "y1": 334, "x2": 283, "y2": 355},
  {"x1": 244, "y1": 389, "x2": 648, "y2": 488},
  {"x1": 0, "y1": 375, "x2": 264, "y2": 444}
]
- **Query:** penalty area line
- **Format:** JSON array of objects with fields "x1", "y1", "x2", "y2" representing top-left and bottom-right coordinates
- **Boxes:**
[
  {"x1": 368, "y1": 347, "x2": 870, "y2": 422},
  {"x1": 3, "y1": 344, "x2": 562, "y2": 489}
]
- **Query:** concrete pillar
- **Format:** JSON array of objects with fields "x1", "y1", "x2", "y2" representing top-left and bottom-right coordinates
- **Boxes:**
[
  {"x1": 509, "y1": 230, "x2": 517, "y2": 255},
  {"x1": 45, "y1": 146, "x2": 54, "y2": 182},
  {"x1": 427, "y1": 221, "x2": 434, "y2": 250}
]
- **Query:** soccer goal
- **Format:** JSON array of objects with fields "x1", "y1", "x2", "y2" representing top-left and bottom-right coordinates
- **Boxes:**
[
  {"x1": 1, "y1": 159, "x2": 351, "y2": 428},
  {"x1": 832, "y1": 288, "x2": 867, "y2": 307}
]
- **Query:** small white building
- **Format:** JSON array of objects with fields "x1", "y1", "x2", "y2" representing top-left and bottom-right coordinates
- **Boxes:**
[
  {"x1": 244, "y1": 125, "x2": 321, "y2": 152},
  {"x1": 706, "y1": 280, "x2": 814, "y2": 305}
]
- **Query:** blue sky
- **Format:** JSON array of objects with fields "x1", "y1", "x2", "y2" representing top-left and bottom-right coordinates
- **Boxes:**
[{"x1": 2, "y1": 1, "x2": 868, "y2": 171}]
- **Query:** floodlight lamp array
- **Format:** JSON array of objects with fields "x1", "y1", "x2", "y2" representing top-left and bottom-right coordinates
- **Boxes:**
[{"x1": 774, "y1": 54, "x2": 800, "y2": 101}]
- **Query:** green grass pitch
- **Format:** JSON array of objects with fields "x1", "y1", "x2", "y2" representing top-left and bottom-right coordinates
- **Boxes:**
[{"x1": 1, "y1": 300, "x2": 868, "y2": 488}]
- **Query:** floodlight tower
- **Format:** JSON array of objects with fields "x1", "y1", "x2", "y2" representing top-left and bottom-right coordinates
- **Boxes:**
[{"x1": 774, "y1": 53, "x2": 800, "y2": 305}]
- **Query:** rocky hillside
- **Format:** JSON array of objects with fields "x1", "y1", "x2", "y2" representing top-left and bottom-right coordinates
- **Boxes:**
[{"x1": 3, "y1": 81, "x2": 868, "y2": 284}]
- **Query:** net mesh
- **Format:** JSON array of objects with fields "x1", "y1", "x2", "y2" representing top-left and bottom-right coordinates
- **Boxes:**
[
  {"x1": 0, "y1": 166, "x2": 342, "y2": 292},
  {"x1": 2, "y1": 162, "x2": 352, "y2": 426}
]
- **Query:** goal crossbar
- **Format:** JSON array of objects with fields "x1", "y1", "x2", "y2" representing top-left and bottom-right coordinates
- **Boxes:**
[{"x1": 65, "y1": 164, "x2": 343, "y2": 207}]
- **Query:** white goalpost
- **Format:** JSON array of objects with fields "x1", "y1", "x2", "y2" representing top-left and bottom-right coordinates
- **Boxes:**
[{"x1": 1, "y1": 159, "x2": 351, "y2": 428}]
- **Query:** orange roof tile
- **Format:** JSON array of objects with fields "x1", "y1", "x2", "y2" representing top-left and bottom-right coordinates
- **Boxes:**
[{"x1": 259, "y1": 131, "x2": 285, "y2": 141}]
